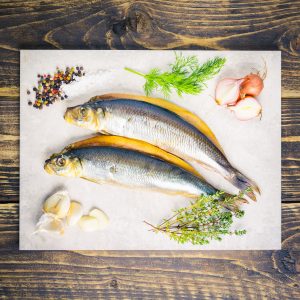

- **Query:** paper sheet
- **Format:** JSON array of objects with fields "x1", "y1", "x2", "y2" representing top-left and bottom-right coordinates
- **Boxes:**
[{"x1": 20, "y1": 50, "x2": 281, "y2": 250}]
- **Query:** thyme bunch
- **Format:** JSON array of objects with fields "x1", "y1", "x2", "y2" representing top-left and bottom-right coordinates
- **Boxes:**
[
  {"x1": 125, "y1": 53, "x2": 226, "y2": 98},
  {"x1": 145, "y1": 191, "x2": 247, "y2": 246}
]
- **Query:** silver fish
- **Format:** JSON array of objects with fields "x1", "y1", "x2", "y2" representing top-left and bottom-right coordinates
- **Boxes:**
[
  {"x1": 64, "y1": 96, "x2": 259, "y2": 200},
  {"x1": 44, "y1": 146, "x2": 217, "y2": 198}
]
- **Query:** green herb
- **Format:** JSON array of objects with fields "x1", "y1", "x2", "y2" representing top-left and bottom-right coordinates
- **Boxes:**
[
  {"x1": 145, "y1": 191, "x2": 247, "y2": 245},
  {"x1": 125, "y1": 52, "x2": 226, "y2": 98}
]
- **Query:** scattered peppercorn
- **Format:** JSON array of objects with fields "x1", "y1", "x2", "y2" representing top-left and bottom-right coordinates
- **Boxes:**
[{"x1": 28, "y1": 65, "x2": 85, "y2": 110}]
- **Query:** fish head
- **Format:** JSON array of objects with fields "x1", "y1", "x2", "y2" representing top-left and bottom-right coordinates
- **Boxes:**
[
  {"x1": 44, "y1": 152, "x2": 83, "y2": 177},
  {"x1": 64, "y1": 104, "x2": 100, "y2": 131}
]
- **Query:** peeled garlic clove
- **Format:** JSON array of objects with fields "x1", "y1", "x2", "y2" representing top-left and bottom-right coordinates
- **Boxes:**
[
  {"x1": 35, "y1": 213, "x2": 65, "y2": 235},
  {"x1": 78, "y1": 215, "x2": 101, "y2": 232},
  {"x1": 43, "y1": 191, "x2": 70, "y2": 218},
  {"x1": 67, "y1": 201, "x2": 83, "y2": 226},
  {"x1": 89, "y1": 208, "x2": 109, "y2": 229},
  {"x1": 231, "y1": 96, "x2": 262, "y2": 121},
  {"x1": 215, "y1": 78, "x2": 244, "y2": 106}
]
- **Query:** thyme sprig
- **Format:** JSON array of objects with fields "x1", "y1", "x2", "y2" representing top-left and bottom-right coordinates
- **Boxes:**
[
  {"x1": 145, "y1": 190, "x2": 247, "y2": 245},
  {"x1": 125, "y1": 52, "x2": 226, "y2": 98}
]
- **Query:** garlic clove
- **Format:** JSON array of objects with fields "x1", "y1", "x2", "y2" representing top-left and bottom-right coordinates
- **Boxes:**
[
  {"x1": 89, "y1": 208, "x2": 109, "y2": 230},
  {"x1": 67, "y1": 201, "x2": 83, "y2": 226},
  {"x1": 231, "y1": 96, "x2": 262, "y2": 121},
  {"x1": 43, "y1": 191, "x2": 70, "y2": 218},
  {"x1": 35, "y1": 213, "x2": 65, "y2": 235},
  {"x1": 78, "y1": 215, "x2": 101, "y2": 232},
  {"x1": 215, "y1": 78, "x2": 244, "y2": 106}
]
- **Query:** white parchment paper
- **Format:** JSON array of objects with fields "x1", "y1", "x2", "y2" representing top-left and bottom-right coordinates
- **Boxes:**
[{"x1": 20, "y1": 50, "x2": 281, "y2": 250}]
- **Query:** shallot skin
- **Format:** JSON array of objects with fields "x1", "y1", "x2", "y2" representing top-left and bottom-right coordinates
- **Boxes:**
[{"x1": 240, "y1": 74, "x2": 264, "y2": 98}]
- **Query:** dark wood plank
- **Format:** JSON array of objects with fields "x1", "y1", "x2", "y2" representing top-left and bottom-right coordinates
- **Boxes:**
[
  {"x1": 0, "y1": 0, "x2": 300, "y2": 98},
  {"x1": 0, "y1": 96, "x2": 299, "y2": 202},
  {"x1": 0, "y1": 202, "x2": 299, "y2": 299}
]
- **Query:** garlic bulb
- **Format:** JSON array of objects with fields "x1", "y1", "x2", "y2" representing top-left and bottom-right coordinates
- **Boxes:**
[
  {"x1": 67, "y1": 201, "x2": 83, "y2": 226},
  {"x1": 230, "y1": 96, "x2": 262, "y2": 121},
  {"x1": 215, "y1": 78, "x2": 244, "y2": 106},
  {"x1": 43, "y1": 191, "x2": 70, "y2": 218}
]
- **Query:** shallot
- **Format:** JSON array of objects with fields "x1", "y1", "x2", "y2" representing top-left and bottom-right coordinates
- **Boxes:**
[
  {"x1": 240, "y1": 73, "x2": 264, "y2": 98},
  {"x1": 215, "y1": 78, "x2": 244, "y2": 105},
  {"x1": 230, "y1": 96, "x2": 262, "y2": 121}
]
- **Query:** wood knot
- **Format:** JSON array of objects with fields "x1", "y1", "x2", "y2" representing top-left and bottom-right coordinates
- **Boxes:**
[
  {"x1": 273, "y1": 250, "x2": 299, "y2": 275},
  {"x1": 110, "y1": 279, "x2": 118, "y2": 289},
  {"x1": 278, "y1": 27, "x2": 300, "y2": 56},
  {"x1": 126, "y1": 8, "x2": 154, "y2": 35}
]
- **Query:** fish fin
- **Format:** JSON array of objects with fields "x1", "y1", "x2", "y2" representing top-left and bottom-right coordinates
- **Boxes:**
[
  {"x1": 88, "y1": 93, "x2": 224, "y2": 153},
  {"x1": 67, "y1": 135, "x2": 204, "y2": 180},
  {"x1": 81, "y1": 176, "x2": 106, "y2": 185},
  {"x1": 227, "y1": 170, "x2": 260, "y2": 201}
]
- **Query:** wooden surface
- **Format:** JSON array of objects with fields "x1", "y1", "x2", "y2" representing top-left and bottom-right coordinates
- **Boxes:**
[{"x1": 0, "y1": 0, "x2": 300, "y2": 299}]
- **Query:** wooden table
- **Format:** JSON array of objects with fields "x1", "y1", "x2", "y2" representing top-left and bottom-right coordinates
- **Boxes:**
[{"x1": 0, "y1": 1, "x2": 299, "y2": 298}]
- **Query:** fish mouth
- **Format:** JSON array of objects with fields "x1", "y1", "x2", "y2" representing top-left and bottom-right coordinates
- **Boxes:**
[
  {"x1": 44, "y1": 159, "x2": 55, "y2": 175},
  {"x1": 63, "y1": 108, "x2": 73, "y2": 123}
]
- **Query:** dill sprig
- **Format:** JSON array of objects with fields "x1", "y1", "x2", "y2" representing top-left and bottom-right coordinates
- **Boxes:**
[
  {"x1": 125, "y1": 52, "x2": 226, "y2": 98},
  {"x1": 145, "y1": 190, "x2": 247, "y2": 245}
]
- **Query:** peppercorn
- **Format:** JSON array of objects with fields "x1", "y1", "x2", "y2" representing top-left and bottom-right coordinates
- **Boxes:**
[{"x1": 29, "y1": 65, "x2": 85, "y2": 110}]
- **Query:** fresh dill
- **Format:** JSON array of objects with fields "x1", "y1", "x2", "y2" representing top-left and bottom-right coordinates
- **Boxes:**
[
  {"x1": 125, "y1": 52, "x2": 226, "y2": 98},
  {"x1": 145, "y1": 190, "x2": 247, "y2": 246}
]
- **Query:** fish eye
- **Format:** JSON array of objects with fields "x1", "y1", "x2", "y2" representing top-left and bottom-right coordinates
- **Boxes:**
[
  {"x1": 56, "y1": 157, "x2": 66, "y2": 167},
  {"x1": 80, "y1": 107, "x2": 87, "y2": 117}
]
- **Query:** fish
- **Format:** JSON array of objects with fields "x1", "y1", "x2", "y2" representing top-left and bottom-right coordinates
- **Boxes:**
[
  {"x1": 44, "y1": 146, "x2": 218, "y2": 198},
  {"x1": 64, "y1": 93, "x2": 259, "y2": 200}
]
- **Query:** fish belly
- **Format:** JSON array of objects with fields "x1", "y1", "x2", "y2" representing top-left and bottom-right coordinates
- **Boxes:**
[{"x1": 77, "y1": 147, "x2": 215, "y2": 197}]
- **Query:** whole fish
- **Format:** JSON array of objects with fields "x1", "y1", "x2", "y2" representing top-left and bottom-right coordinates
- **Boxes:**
[
  {"x1": 44, "y1": 146, "x2": 218, "y2": 198},
  {"x1": 64, "y1": 94, "x2": 259, "y2": 200}
]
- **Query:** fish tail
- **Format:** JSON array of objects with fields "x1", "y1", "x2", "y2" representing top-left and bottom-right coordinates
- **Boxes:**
[{"x1": 227, "y1": 169, "x2": 260, "y2": 201}]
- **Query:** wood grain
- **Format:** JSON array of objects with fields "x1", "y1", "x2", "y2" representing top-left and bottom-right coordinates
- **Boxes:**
[
  {"x1": 0, "y1": 0, "x2": 299, "y2": 299},
  {"x1": 0, "y1": 0, "x2": 300, "y2": 98},
  {"x1": 0, "y1": 202, "x2": 299, "y2": 299}
]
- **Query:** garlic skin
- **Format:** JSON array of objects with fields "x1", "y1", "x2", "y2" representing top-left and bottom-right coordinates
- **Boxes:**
[
  {"x1": 67, "y1": 201, "x2": 83, "y2": 226},
  {"x1": 78, "y1": 215, "x2": 101, "y2": 232},
  {"x1": 215, "y1": 78, "x2": 244, "y2": 106},
  {"x1": 231, "y1": 96, "x2": 262, "y2": 121},
  {"x1": 89, "y1": 208, "x2": 109, "y2": 230},
  {"x1": 43, "y1": 191, "x2": 70, "y2": 218},
  {"x1": 35, "y1": 213, "x2": 65, "y2": 235}
]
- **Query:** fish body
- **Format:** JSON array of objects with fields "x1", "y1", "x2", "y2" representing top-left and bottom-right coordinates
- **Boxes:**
[
  {"x1": 64, "y1": 96, "x2": 259, "y2": 199},
  {"x1": 44, "y1": 146, "x2": 216, "y2": 197}
]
